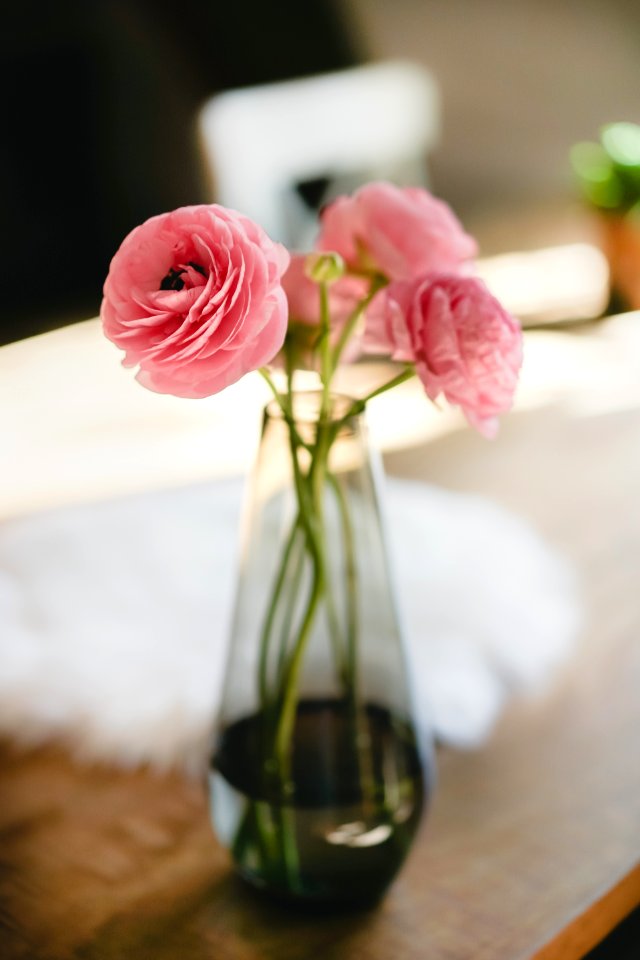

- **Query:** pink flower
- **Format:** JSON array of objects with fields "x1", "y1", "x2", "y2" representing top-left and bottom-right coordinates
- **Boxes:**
[
  {"x1": 317, "y1": 182, "x2": 477, "y2": 282},
  {"x1": 101, "y1": 205, "x2": 290, "y2": 398},
  {"x1": 365, "y1": 275, "x2": 522, "y2": 437}
]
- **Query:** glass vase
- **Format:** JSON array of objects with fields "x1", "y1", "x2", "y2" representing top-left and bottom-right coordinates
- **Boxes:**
[{"x1": 208, "y1": 391, "x2": 433, "y2": 907}]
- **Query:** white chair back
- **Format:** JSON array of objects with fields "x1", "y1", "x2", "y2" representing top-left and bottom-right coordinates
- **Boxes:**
[{"x1": 198, "y1": 61, "x2": 440, "y2": 248}]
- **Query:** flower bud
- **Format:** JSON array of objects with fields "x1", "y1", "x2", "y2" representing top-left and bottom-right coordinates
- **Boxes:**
[{"x1": 304, "y1": 252, "x2": 345, "y2": 285}]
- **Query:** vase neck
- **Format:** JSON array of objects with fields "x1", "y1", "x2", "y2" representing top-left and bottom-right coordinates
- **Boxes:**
[{"x1": 264, "y1": 390, "x2": 364, "y2": 439}]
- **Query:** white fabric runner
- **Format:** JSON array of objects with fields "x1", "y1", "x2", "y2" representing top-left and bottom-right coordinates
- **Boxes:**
[{"x1": 0, "y1": 477, "x2": 581, "y2": 769}]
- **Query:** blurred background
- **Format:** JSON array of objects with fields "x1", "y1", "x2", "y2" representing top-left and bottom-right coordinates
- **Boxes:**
[{"x1": 2, "y1": 0, "x2": 640, "y2": 344}]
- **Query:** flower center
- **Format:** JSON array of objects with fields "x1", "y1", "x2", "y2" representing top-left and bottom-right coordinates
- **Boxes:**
[{"x1": 160, "y1": 261, "x2": 207, "y2": 291}]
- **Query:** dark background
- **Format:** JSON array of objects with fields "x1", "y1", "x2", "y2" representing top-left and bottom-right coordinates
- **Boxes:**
[{"x1": 1, "y1": 0, "x2": 359, "y2": 345}]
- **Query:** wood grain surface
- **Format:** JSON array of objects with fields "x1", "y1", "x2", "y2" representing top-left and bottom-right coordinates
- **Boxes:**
[{"x1": 1, "y1": 317, "x2": 640, "y2": 958}]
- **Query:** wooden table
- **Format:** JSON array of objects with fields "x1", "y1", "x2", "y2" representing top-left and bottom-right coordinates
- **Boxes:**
[{"x1": 1, "y1": 314, "x2": 639, "y2": 959}]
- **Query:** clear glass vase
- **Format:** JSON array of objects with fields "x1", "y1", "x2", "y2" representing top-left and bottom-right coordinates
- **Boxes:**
[{"x1": 208, "y1": 392, "x2": 433, "y2": 907}]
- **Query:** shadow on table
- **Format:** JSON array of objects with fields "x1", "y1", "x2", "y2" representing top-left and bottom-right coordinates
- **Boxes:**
[{"x1": 75, "y1": 868, "x2": 389, "y2": 960}]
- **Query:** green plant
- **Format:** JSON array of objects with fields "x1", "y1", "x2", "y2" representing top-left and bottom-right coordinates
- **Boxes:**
[{"x1": 571, "y1": 122, "x2": 640, "y2": 215}]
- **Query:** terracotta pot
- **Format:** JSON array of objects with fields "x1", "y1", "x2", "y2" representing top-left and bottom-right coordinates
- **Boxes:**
[{"x1": 599, "y1": 214, "x2": 640, "y2": 311}]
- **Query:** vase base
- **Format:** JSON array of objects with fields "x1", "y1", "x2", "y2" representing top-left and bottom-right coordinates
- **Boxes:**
[
  {"x1": 235, "y1": 865, "x2": 387, "y2": 914},
  {"x1": 210, "y1": 698, "x2": 428, "y2": 906}
]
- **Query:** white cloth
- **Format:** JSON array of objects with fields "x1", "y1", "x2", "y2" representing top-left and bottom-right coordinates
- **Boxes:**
[{"x1": 0, "y1": 478, "x2": 581, "y2": 768}]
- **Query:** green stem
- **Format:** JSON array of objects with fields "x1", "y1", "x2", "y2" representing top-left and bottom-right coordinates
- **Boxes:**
[
  {"x1": 330, "y1": 275, "x2": 386, "y2": 373},
  {"x1": 258, "y1": 514, "x2": 304, "y2": 707},
  {"x1": 352, "y1": 365, "x2": 416, "y2": 409},
  {"x1": 231, "y1": 799, "x2": 279, "y2": 869},
  {"x1": 259, "y1": 367, "x2": 312, "y2": 453},
  {"x1": 272, "y1": 551, "x2": 324, "y2": 782},
  {"x1": 323, "y1": 564, "x2": 349, "y2": 692},
  {"x1": 319, "y1": 281, "x2": 332, "y2": 420},
  {"x1": 275, "y1": 530, "x2": 307, "y2": 684},
  {"x1": 328, "y1": 473, "x2": 358, "y2": 690},
  {"x1": 276, "y1": 805, "x2": 300, "y2": 889},
  {"x1": 271, "y1": 410, "x2": 333, "y2": 791},
  {"x1": 256, "y1": 285, "x2": 407, "y2": 870},
  {"x1": 258, "y1": 366, "x2": 286, "y2": 412}
]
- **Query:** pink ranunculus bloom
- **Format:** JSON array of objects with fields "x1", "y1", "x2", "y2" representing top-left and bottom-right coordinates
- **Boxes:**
[
  {"x1": 317, "y1": 182, "x2": 477, "y2": 282},
  {"x1": 365, "y1": 274, "x2": 522, "y2": 438},
  {"x1": 101, "y1": 205, "x2": 290, "y2": 398}
]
